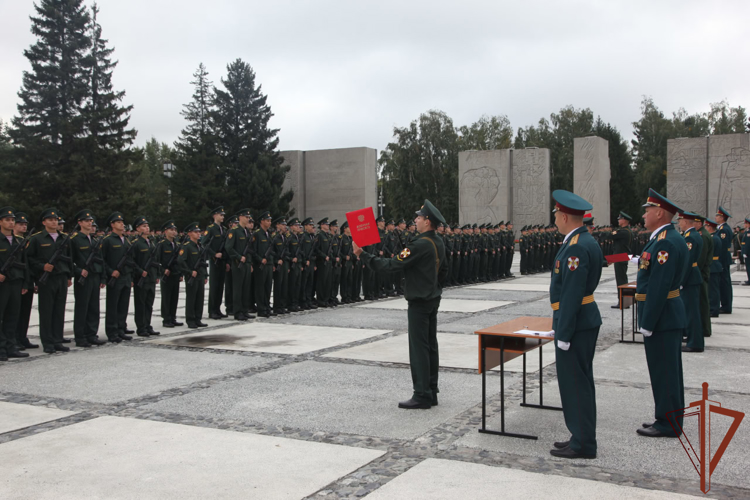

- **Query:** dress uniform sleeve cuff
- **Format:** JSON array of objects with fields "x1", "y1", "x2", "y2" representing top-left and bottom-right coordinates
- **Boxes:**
[
  {"x1": 557, "y1": 340, "x2": 570, "y2": 351},
  {"x1": 639, "y1": 327, "x2": 652, "y2": 337}
]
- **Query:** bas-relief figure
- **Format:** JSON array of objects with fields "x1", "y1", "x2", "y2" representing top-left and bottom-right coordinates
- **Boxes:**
[
  {"x1": 666, "y1": 138, "x2": 707, "y2": 214},
  {"x1": 573, "y1": 136, "x2": 610, "y2": 226},
  {"x1": 709, "y1": 134, "x2": 750, "y2": 219},
  {"x1": 458, "y1": 150, "x2": 510, "y2": 226},
  {"x1": 512, "y1": 148, "x2": 550, "y2": 235},
  {"x1": 575, "y1": 138, "x2": 599, "y2": 206}
]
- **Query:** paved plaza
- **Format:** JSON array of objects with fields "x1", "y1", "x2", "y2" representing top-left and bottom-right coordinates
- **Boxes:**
[{"x1": 1, "y1": 263, "x2": 749, "y2": 499}]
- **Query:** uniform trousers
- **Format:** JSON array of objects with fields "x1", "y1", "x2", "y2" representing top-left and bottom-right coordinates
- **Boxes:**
[
  {"x1": 644, "y1": 328, "x2": 685, "y2": 435},
  {"x1": 0, "y1": 280, "x2": 23, "y2": 354},
  {"x1": 105, "y1": 276, "x2": 131, "y2": 339},
  {"x1": 73, "y1": 274, "x2": 101, "y2": 342},
  {"x1": 37, "y1": 274, "x2": 68, "y2": 347},
  {"x1": 160, "y1": 273, "x2": 180, "y2": 323},
  {"x1": 407, "y1": 297, "x2": 441, "y2": 404}
]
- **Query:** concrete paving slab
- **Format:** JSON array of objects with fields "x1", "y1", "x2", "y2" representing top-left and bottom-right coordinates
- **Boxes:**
[
  {"x1": 704, "y1": 324, "x2": 750, "y2": 349},
  {"x1": 264, "y1": 307, "x2": 464, "y2": 331},
  {"x1": 144, "y1": 360, "x2": 486, "y2": 440},
  {"x1": 712, "y1": 308, "x2": 750, "y2": 324},
  {"x1": 0, "y1": 346, "x2": 273, "y2": 404},
  {"x1": 0, "y1": 416, "x2": 384, "y2": 500},
  {"x1": 364, "y1": 458, "x2": 701, "y2": 499},
  {"x1": 0, "y1": 402, "x2": 77, "y2": 435},
  {"x1": 456, "y1": 383, "x2": 750, "y2": 489},
  {"x1": 733, "y1": 296, "x2": 750, "y2": 309},
  {"x1": 356, "y1": 297, "x2": 512, "y2": 313},
  {"x1": 468, "y1": 283, "x2": 550, "y2": 292},
  {"x1": 441, "y1": 288, "x2": 544, "y2": 303},
  {"x1": 147, "y1": 323, "x2": 390, "y2": 355},
  {"x1": 731, "y1": 286, "x2": 750, "y2": 297},
  {"x1": 593, "y1": 343, "x2": 750, "y2": 393},
  {"x1": 323, "y1": 332, "x2": 554, "y2": 373}
]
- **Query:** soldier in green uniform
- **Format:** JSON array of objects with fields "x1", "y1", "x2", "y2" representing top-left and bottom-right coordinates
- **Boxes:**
[
  {"x1": 636, "y1": 189, "x2": 688, "y2": 438},
  {"x1": 25, "y1": 208, "x2": 73, "y2": 353},
  {"x1": 202, "y1": 206, "x2": 229, "y2": 319},
  {"x1": 705, "y1": 219, "x2": 723, "y2": 317},
  {"x1": 224, "y1": 215, "x2": 239, "y2": 315},
  {"x1": 285, "y1": 218, "x2": 303, "y2": 312},
  {"x1": 451, "y1": 225, "x2": 461, "y2": 284},
  {"x1": 0, "y1": 207, "x2": 30, "y2": 360},
  {"x1": 101, "y1": 212, "x2": 134, "y2": 343},
  {"x1": 678, "y1": 211, "x2": 704, "y2": 353},
  {"x1": 300, "y1": 218, "x2": 318, "y2": 309},
  {"x1": 329, "y1": 220, "x2": 343, "y2": 304},
  {"x1": 353, "y1": 200, "x2": 448, "y2": 409},
  {"x1": 547, "y1": 191, "x2": 602, "y2": 459},
  {"x1": 271, "y1": 216, "x2": 289, "y2": 315},
  {"x1": 178, "y1": 223, "x2": 208, "y2": 328},
  {"x1": 696, "y1": 216, "x2": 713, "y2": 337},
  {"x1": 741, "y1": 217, "x2": 750, "y2": 285},
  {"x1": 131, "y1": 216, "x2": 160, "y2": 337},
  {"x1": 70, "y1": 209, "x2": 106, "y2": 347},
  {"x1": 12, "y1": 211, "x2": 38, "y2": 350},
  {"x1": 315, "y1": 217, "x2": 333, "y2": 307},
  {"x1": 610, "y1": 212, "x2": 633, "y2": 308},
  {"x1": 339, "y1": 221, "x2": 354, "y2": 303},
  {"x1": 156, "y1": 220, "x2": 183, "y2": 327},
  {"x1": 253, "y1": 212, "x2": 274, "y2": 317},
  {"x1": 505, "y1": 221, "x2": 515, "y2": 278},
  {"x1": 225, "y1": 209, "x2": 255, "y2": 321},
  {"x1": 715, "y1": 207, "x2": 734, "y2": 313}
]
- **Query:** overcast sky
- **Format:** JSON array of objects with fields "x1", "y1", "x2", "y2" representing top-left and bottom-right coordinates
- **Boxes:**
[{"x1": 2, "y1": 0, "x2": 749, "y2": 153}]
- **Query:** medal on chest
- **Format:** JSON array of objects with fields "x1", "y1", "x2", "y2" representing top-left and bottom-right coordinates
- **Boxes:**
[
  {"x1": 555, "y1": 260, "x2": 560, "y2": 274},
  {"x1": 639, "y1": 252, "x2": 651, "y2": 270}
]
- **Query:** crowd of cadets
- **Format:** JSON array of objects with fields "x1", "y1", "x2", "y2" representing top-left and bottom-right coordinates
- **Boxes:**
[{"x1": 1, "y1": 202, "x2": 749, "y2": 361}]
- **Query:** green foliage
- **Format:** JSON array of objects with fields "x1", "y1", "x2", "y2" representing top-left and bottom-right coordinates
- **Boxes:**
[
  {"x1": 127, "y1": 138, "x2": 173, "y2": 227},
  {"x1": 380, "y1": 110, "x2": 459, "y2": 222},
  {"x1": 458, "y1": 115, "x2": 513, "y2": 150}
]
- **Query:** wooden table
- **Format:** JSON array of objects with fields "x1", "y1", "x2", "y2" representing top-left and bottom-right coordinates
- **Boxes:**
[
  {"x1": 475, "y1": 316, "x2": 562, "y2": 440},
  {"x1": 617, "y1": 282, "x2": 642, "y2": 344}
]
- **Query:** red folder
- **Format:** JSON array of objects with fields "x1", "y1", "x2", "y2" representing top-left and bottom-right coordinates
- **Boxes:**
[
  {"x1": 346, "y1": 208, "x2": 381, "y2": 247},
  {"x1": 605, "y1": 253, "x2": 630, "y2": 264}
]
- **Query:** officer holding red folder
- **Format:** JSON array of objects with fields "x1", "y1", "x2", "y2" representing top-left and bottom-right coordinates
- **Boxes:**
[{"x1": 353, "y1": 200, "x2": 448, "y2": 410}]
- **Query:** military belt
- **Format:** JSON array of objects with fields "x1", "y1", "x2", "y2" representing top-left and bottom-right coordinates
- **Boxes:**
[
  {"x1": 635, "y1": 289, "x2": 680, "y2": 302},
  {"x1": 550, "y1": 294, "x2": 595, "y2": 311},
  {"x1": 712, "y1": 256, "x2": 719, "y2": 260},
  {"x1": 692, "y1": 262, "x2": 698, "y2": 267}
]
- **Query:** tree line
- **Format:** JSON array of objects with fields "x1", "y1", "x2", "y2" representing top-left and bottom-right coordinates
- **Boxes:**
[
  {"x1": 0, "y1": 0, "x2": 289, "y2": 229},
  {"x1": 380, "y1": 101, "x2": 748, "y2": 224}
]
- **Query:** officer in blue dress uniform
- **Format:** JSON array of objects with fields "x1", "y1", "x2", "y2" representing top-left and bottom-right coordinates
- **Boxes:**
[
  {"x1": 636, "y1": 189, "x2": 688, "y2": 438},
  {"x1": 547, "y1": 190, "x2": 602, "y2": 459},
  {"x1": 677, "y1": 211, "x2": 704, "y2": 353},
  {"x1": 715, "y1": 207, "x2": 733, "y2": 313}
]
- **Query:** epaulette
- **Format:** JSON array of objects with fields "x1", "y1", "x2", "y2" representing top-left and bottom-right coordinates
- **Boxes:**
[
  {"x1": 570, "y1": 234, "x2": 579, "y2": 245},
  {"x1": 208, "y1": 224, "x2": 214, "y2": 228},
  {"x1": 60, "y1": 231, "x2": 67, "y2": 236},
  {"x1": 72, "y1": 232, "x2": 78, "y2": 238},
  {"x1": 657, "y1": 230, "x2": 667, "y2": 241},
  {"x1": 103, "y1": 233, "x2": 113, "y2": 239}
]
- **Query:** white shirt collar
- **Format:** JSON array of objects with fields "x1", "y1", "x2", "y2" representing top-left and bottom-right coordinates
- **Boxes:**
[
  {"x1": 563, "y1": 226, "x2": 582, "y2": 244},
  {"x1": 649, "y1": 223, "x2": 672, "y2": 240}
]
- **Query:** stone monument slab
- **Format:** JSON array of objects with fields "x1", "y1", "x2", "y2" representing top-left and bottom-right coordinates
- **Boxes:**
[
  {"x1": 574, "y1": 136, "x2": 610, "y2": 225},
  {"x1": 666, "y1": 138, "x2": 708, "y2": 215},
  {"x1": 458, "y1": 150, "x2": 510, "y2": 226},
  {"x1": 511, "y1": 148, "x2": 550, "y2": 231},
  {"x1": 280, "y1": 150, "x2": 305, "y2": 218},
  {"x1": 708, "y1": 133, "x2": 750, "y2": 220}
]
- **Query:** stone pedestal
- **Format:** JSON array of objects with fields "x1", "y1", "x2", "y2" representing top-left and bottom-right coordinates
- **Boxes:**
[
  {"x1": 458, "y1": 150, "x2": 511, "y2": 226},
  {"x1": 666, "y1": 138, "x2": 708, "y2": 215},
  {"x1": 511, "y1": 148, "x2": 550, "y2": 232},
  {"x1": 708, "y1": 134, "x2": 750, "y2": 221},
  {"x1": 280, "y1": 147, "x2": 378, "y2": 223},
  {"x1": 574, "y1": 136, "x2": 610, "y2": 226}
]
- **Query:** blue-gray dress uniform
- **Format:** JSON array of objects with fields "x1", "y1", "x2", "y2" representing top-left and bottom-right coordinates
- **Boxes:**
[
  {"x1": 715, "y1": 207, "x2": 733, "y2": 313},
  {"x1": 636, "y1": 190, "x2": 688, "y2": 438},
  {"x1": 679, "y1": 211, "x2": 704, "y2": 352},
  {"x1": 548, "y1": 191, "x2": 602, "y2": 459}
]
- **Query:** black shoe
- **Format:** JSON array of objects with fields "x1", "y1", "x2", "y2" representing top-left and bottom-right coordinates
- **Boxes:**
[
  {"x1": 119, "y1": 334, "x2": 133, "y2": 341},
  {"x1": 270, "y1": 311, "x2": 278, "y2": 316},
  {"x1": 109, "y1": 337, "x2": 122, "y2": 344},
  {"x1": 21, "y1": 340, "x2": 39, "y2": 349},
  {"x1": 258, "y1": 312, "x2": 271, "y2": 318},
  {"x1": 137, "y1": 332, "x2": 151, "y2": 337},
  {"x1": 196, "y1": 321, "x2": 208, "y2": 327},
  {"x1": 248, "y1": 308, "x2": 257, "y2": 314},
  {"x1": 7, "y1": 350, "x2": 30, "y2": 358},
  {"x1": 43, "y1": 346, "x2": 56, "y2": 354},
  {"x1": 209, "y1": 313, "x2": 223, "y2": 320},
  {"x1": 398, "y1": 398, "x2": 431, "y2": 409},
  {"x1": 187, "y1": 323, "x2": 199, "y2": 329},
  {"x1": 637, "y1": 426, "x2": 678, "y2": 438},
  {"x1": 147, "y1": 328, "x2": 160, "y2": 336},
  {"x1": 682, "y1": 346, "x2": 704, "y2": 353},
  {"x1": 611, "y1": 304, "x2": 620, "y2": 309},
  {"x1": 125, "y1": 329, "x2": 135, "y2": 334},
  {"x1": 431, "y1": 396, "x2": 438, "y2": 406},
  {"x1": 61, "y1": 337, "x2": 72, "y2": 344},
  {"x1": 75, "y1": 341, "x2": 93, "y2": 347},
  {"x1": 173, "y1": 321, "x2": 184, "y2": 327},
  {"x1": 310, "y1": 304, "x2": 318, "y2": 309},
  {"x1": 235, "y1": 314, "x2": 249, "y2": 321},
  {"x1": 163, "y1": 321, "x2": 176, "y2": 328},
  {"x1": 553, "y1": 440, "x2": 570, "y2": 449},
  {"x1": 710, "y1": 313, "x2": 720, "y2": 318},
  {"x1": 88, "y1": 338, "x2": 106, "y2": 346},
  {"x1": 642, "y1": 422, "x2": 655, "y2": 428},
  {"x1": 550, "y1": 446, "x2": 596, "y2": 459},
  {"x1": 220, "y1": 312, "x2": 229, "y2": 318},
  {"x1": 54, "y1": 344, "x2": 70, "y2": 352},
  {"x1": 720, "y1": 309, "x2": 731, "y2": 314},
  {"x1": 289, "y1": 306, "x2": 300, "y2": 313}
]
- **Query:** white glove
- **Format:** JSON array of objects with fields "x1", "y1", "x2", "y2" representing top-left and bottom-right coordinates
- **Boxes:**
[
  {"x1": 557, "y1": 340, "x2": 571, "y2": 351},
  {"x1": 639, "y1": 327, "x2": 652, "y2": 337}
]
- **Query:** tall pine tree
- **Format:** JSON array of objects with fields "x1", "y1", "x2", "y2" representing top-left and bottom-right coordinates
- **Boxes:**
[
  {"x1": 172, "y1": 63, "x2": 222, "y2": 224},
  {"x1": 212, "y1": 59, "x2": 291, "y2": 217},
  {"x1": 9, "y1": 0, "x2": 92, "y2": 218}
]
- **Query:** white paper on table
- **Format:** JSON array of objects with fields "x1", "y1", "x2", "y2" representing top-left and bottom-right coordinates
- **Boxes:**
[{"x1": 514, "y1": 329, "x2": 555, "y2": 337}]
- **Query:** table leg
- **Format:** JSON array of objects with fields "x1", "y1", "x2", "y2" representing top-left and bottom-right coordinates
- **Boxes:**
[
  {"x1": 481, "y1": 334, "x2": 486, "y2": 431},
  {"x1": 520, "y1": 340, "x2": 562, "y2": 412},
  {"x1": 522, "y1": 352, "x2": 526, "y2": 405}
]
